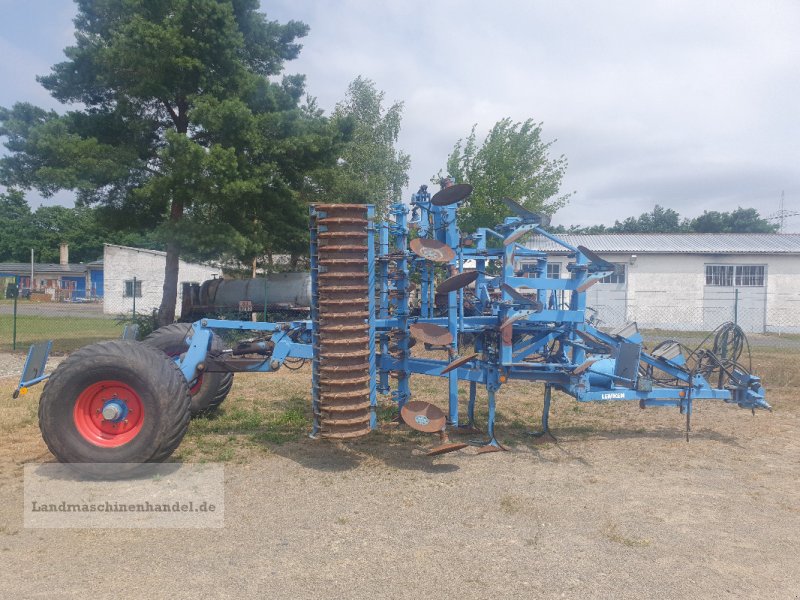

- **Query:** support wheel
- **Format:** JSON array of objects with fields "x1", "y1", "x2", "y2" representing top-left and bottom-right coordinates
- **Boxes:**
[
  {"x1": 144, "y1": 323, "x2": 233, "y2": 416},
  {"x1": 38, "y1": 340, "x2": 191, "y2": 477}
]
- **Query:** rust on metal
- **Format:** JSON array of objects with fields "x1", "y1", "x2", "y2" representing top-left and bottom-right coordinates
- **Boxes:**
[
  {"x1": 400, "y1": 400, "x2": 446, "y2": 433},
  {"x1": 440, "y1": 353, "x2": 479, "y2": 375},
  {"x1": 576, "y1": 278, "x2": 599, "y2": 293},
  {"x1": 427, "y1": 441, "x2": 469, "y2": 456},
  {"x1": 409, "y1": 323, "x2": 453, "y2": 346},
  {"x1": 409, "y1": 238, "x2": 456, "y2": 263},
  {"x1": 437, "y1": 270, "x2": 478, "y2": 294},
  {"x1": 312, "y1": 203, "x2": 372, "y2": 439}
]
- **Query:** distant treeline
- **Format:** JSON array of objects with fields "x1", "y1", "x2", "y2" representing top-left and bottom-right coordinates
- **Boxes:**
[{"x1": 548, "y1": 205, "x2": 778, "y2": 234}]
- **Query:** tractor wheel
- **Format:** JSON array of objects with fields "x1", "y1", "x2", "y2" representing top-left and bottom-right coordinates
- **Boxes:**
[
  {"x1": 144, "y1": 323, "x2": 233, "y2": 416},
  {"x1": 38, "y1": 340, "x2": 191, "y2": 477}
]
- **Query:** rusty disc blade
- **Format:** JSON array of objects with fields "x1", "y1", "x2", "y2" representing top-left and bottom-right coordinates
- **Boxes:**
[
  {"x1": 409, "y1": 323, "x2": 453, "y2": 346},
  {"x1": 440, "y1": 353, "x2": 478, "y2": 375},
  {"x1": 400, "y1": 401, "x2": 446, "y2": 433},
  {"x1": 437, "y1": 270, "x2": 478, "y2": 294},
  {"x1": 430, "y1": 183, "x2": 473, "y2": 206},
  {"x1": 409, "y1": 238, "x2": 456, "y2": 263},
  {"x1": 427, "y1": 442, "x2": 469, "y2": 456}
]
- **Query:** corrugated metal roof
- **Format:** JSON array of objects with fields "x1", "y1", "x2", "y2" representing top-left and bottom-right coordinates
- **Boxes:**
[
  {"x1": 525, "y1": 233, "x2": 800, "y2": 254},
  {"x1": 0, "y1": 263, "x2": 90, "y2": 274}
]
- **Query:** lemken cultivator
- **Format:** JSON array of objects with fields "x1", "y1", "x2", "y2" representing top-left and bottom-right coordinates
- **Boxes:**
[{"x1": 16, "y1": 183, "x2": 770, "y2": 473}]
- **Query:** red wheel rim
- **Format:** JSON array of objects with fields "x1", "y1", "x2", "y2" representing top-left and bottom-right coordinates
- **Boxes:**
[{"x1": 73, "y1": 380, "x2": 145, "y2": 447}]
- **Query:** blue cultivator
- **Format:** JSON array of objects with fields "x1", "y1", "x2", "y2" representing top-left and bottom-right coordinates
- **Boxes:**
[{"x1": 16, "y1": 183, "x2": 769, "y2": 469}]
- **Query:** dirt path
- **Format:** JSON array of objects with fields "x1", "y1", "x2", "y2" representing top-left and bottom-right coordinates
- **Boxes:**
[{"x1": 1, "y1": 383, "x2": 798, "y2": 599}]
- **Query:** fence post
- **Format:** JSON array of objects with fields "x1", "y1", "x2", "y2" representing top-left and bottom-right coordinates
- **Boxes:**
[
  {"x1": 12, "y1": 291, "x2": 17, "y2": 351},
  {"x1": 132, "y1": 276, "x2": 136, "y2": 319},
  {"x1": 263, "y1": 266, "x2": 268, "y2": 322},
  {"x1": 733, "y1": 288, "x2": 739, "y2": 326}
]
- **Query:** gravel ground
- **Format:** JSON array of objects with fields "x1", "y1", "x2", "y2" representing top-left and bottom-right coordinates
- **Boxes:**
[
  {"x1": 0, "y1": 352, "x2": 62, "y2": 379},
  {"x1": 0, "y1": 387, "x2": 797, "y2": 600}
]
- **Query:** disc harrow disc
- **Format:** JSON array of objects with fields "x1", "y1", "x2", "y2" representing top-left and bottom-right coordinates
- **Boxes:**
[
  {"x1": 409, "y1": 323, "x2": 453, "y2": 346},
  {"x1": 409, "y1": 238, "x2": 456, "y2": 263},
  {"x1": 430, "y1": 183, "x2": 473, "y2": 206},
  {"x1": 400, "y1": 401, "x2": 446, "y2": 433}
]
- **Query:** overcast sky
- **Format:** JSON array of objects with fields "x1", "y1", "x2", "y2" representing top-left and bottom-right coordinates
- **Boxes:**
[{"x1": 1, "y1": 0, "x2": 798, "y2": 231}]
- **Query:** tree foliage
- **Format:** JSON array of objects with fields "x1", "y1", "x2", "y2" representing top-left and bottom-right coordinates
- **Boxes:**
[
  {"x1": 301, "y1": 77, "x2": 410, "y2": 217},
  {"x1": 444, "y1": 118, "x2": 571, "y2": 231},
  {"x1": 0, "y1": 0, "x2": 340, "y2": 324},
  {"x1": 548, "y1": 205, "x2": 778, "y2": 234},
  {"x1": 689, "y1": 207, "x2": 778, "y2": 233},
  {"x1": 0, "y1": 189, "x2": 154, "y2": 264}
]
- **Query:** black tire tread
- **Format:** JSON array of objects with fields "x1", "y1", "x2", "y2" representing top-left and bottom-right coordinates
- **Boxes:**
[
  {"x1": 38, "y1": 340, "x2": 191, "y2": 470},
  {"x1": 143, "y1": 323, "x2": 234, "y2": 415}
]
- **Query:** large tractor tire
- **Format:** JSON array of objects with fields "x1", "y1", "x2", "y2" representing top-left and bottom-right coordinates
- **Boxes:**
[
  {"x1": 144, "y1": 323, "x2": 233, "y2": 416},
  {"x1": 38, "y1": 340, "x2": 191, "y2": 477}
]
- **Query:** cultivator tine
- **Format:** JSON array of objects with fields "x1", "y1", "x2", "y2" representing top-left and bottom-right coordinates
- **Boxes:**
[
  {"x1": 437, "y1": 270, "x2": 478, "y2": 294},
  {"x1": 440, "y1": 353, "x2": 478, "y2": 375},
  {"x1": 427, "y1": 437, "x2": 469, "y2": 456},
  {"x1": 502, "y1": 197, "x2": 551, "y2": 226},
  {"x1": 577, "y1": 245, "x2": 615, "y2": 271},
  {"x1": 500, "y1": 283, "x2": 543, "y2": 310}
]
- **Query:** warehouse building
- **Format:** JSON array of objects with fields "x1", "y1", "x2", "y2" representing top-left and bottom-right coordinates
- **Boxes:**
[
  {"x1": 523, "y1": 233, "x2": 800, "y2": 333},
  {"x1": 1, "y1": 243, "x2": 217, "y2": 318},
  {"x1": 102, "y1": 244, "x2": 218, "y2": 316},
  {"x1": 0, "y1": 244, "x2": 103, "y2": 301}
]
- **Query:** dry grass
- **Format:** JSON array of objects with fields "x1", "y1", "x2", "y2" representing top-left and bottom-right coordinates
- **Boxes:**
[{"x1": 0, "y1": 342, "x2": 797, "y2": 466}]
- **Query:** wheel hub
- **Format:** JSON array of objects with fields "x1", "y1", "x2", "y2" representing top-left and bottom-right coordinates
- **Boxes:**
[{"x1": 101, "y1": 397, "x2": 128, "y2": 422}]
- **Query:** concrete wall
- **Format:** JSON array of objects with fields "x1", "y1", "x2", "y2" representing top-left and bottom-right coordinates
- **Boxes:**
[
  {"x1": 541, "y1": 252, "x2": 800, "y2": 333},
  {"x1": 103, "y1": 245, "x2": 219, "y2": 317}
]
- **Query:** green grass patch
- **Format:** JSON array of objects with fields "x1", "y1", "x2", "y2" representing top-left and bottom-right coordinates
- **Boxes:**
[
  {"x1": 0, "y1": 314, "x2": 123, "y2": 353},
  {"x1": 183, "y1": 394, "x2": 309, "y2": 460}
]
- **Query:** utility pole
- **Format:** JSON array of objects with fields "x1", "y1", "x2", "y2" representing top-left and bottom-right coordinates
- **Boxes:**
[
  {"x1": 768, "y1": 190, "x2": 799, "y2": 233},
  {"x1": 30, "y1": 248, "x2": 34, "y2": 291}
]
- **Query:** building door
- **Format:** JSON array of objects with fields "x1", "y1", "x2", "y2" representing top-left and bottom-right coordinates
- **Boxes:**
[
  {"x1": 62, "y1": 276, "x2": 86, "y2": 301},
  {"x1": 90, "y1": 269, "x2": 104, "y2": 298}
]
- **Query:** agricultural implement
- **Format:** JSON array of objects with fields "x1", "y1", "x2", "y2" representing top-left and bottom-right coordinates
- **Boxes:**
[{"x1": 15, "y1": 183, "x2": 770, "y2": 473}]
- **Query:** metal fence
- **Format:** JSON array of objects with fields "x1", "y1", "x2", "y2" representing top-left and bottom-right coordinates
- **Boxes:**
[
  {"x1": 2, "y1": 282, "x2": 799, "y2": 354},
  {"x1": 0, "y1": 275, "x2": 308, "y2": 354}
]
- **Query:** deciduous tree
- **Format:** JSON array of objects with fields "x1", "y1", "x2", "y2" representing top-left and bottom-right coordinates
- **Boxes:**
[{"x1": 443, "y1": 118, "x2": 571, "y2": 231}]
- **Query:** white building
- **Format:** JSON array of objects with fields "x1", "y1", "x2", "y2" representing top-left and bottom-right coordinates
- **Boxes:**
[
  {"x1": 103, "y1": 244, "x2": 219, "y2": 317},
  {"x1": 523, "y1": 233, "x2": 800, "y2": 333}
]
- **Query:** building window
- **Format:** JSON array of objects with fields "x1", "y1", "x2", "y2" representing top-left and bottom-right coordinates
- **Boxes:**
[
  {"x1": 600, "y1": 264, "x2": 626, "y2": 284},
  {"x1": 124, "y1": 280, "x2": 142, "y2": 298},
  {"x1": 546, "y1": 263, "x2": 561, "y2": 279},
  {"x1": 705, "y1": 265, "x2": 765, "y2": 287}
]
